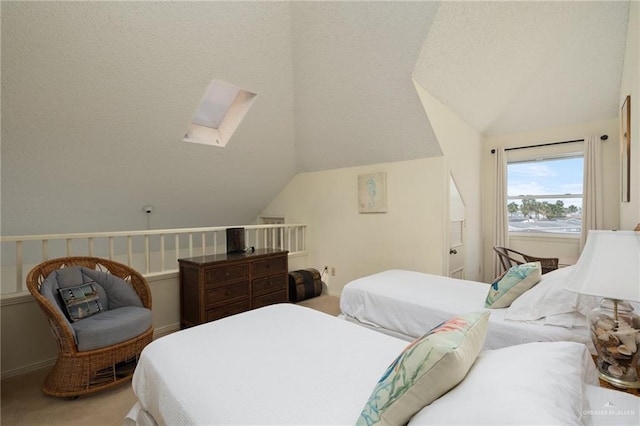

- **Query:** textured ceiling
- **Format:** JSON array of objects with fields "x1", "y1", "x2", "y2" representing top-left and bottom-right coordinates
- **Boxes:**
[
  {"x1": 1, "y1": 1, "x2": 632, "y2": 235},
  {"x1": 291, "y1": 1, "x2": 442, "y2": 172},
  {"x1": 414, "y1": 1, "x2": 630, "y2": 136},
  {"x1": 1, "y1": 1, "x2": 299, "y2": 232}
]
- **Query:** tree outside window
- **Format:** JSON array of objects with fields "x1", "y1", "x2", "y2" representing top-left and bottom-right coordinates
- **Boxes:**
[{"x1": 507, "y1": 156, "x2": 583, "y2": 235}]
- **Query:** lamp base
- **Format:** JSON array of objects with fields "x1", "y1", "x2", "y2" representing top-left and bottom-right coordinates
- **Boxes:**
[
  {"x1": 589, "y1": 299, "x2": 640, "y2": 389},
  {"x1": 594, "y1": 361, "x2": 640, "y2": 389}
]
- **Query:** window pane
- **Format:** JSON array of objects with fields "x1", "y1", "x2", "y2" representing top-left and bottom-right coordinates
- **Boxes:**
[
  {"x1": 192, "y1": 80, "x2": 241, "y2": 129},
  {"x1": 507, "y1": 156, "x2": 583, "y2": 234}
]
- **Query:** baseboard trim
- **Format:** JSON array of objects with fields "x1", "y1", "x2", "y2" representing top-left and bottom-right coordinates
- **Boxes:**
[
  {"x1": 1, "y1": 324, "x2": 181, "y2": 380},
  {"x1": 1, "y1": 357, "x2": 57, "y2": 380},
  {"x1": 153, "y1": 323, "x2": 180, "y2": 339}
]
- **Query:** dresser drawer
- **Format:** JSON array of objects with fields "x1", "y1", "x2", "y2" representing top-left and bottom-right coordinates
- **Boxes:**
[
  {"x1": 206, "y1": 299, "x2": 251, "y2": 322},
  {"x1": 252, "y1": 255, "x2": 287, "y2": 277},
  {"x1": 205, "y1": 282, "x2": 249, "y2": 306},
  {"x1": 179, "y1": 250, "x2": 288, "y2": 329},
  {"x1": 205, "y1": 264, "x2": 249, "y2": 288},
  {"x1": 252, "y1": 273, "x2": 286, "y2": 297},
  {"x1": 253, "y1": 290, "x2": 287, "y2": 309}
]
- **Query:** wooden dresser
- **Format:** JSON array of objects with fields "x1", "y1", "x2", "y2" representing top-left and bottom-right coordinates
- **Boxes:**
[{"x1": 178, "y1": 249, "x2": 288, "y2": 328}]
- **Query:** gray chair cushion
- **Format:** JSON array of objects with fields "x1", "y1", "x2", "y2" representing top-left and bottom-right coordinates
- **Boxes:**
[
  {"x1": 72, "y1": 306, "x2": 152, "y2": 351},
  {"x1": 39, "y1": 265, "x2": 149, "y2": 350},
  {"x1": 39, "y1": 270, "x2": 78, "y2": 341},
  {"x1": 81, "y1": 268, "x2": 143, "y2": 310},
  {"x1": 46, "y1": 267, "x2": 109, "y2": 308}
]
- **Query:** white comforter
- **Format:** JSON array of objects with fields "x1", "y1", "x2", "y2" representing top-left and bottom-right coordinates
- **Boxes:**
[
  {"x1": 131, "y1": 304, "x2": 406, "y2": 425},
  {"x1": 127, "y1": 303, "x2": 639, "y2": 426},
  {"x1": 340, "y1": 269, "x2": 593, "y2": 350}
]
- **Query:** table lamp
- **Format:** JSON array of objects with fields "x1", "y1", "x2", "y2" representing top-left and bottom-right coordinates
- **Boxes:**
[{"x1": 565, "y1": 230, "x2": 640, "y2": 389}]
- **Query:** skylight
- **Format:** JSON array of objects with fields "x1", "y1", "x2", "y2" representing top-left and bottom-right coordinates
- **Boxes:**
[{"x1": 184, "y1": 79, "x2": 257, "y2": 148}]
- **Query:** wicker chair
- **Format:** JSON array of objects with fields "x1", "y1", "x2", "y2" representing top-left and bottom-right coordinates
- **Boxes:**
[
  {"x1": 26, "y1": 257, "x2": 153, "y2": 398},
  {"x1": 493, "y1": 247, "x2": 559, "y2": 275}
]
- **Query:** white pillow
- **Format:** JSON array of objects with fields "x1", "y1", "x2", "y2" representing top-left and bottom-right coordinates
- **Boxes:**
[
  {"x1": 540, "y1": 311, "x2": 589, "y2": 328},
  {"x1": 505, "y1": 266, "x2": 598, "y2": 326},
  {"x1": 408, "y1": 341, "x2": 598, "y2": 425}
]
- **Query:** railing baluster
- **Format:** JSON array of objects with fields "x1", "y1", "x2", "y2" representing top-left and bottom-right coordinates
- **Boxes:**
[
  {"x1": 175, "y1": 234, "x2": 180, "y2": 264},
  {"x1": 16, "y1": 241, "x2": 23, "y2": 294},
  {"x1": 109, "y1": 237, "x2": 114, "y2": 259},
  {"x1": 2, "y1": 224, "x2": 307, "y2": 296},
  {"x1": 144, "y1": 235, "x2": 150, "y2": 274},
  {"x1": 160, "y1": 234, "x2": 165, "y2": 272},
  {"x1": 42, "y1": 240, "x2": 48, "y2": 261},
  {"x1": 127, "y1": 236, "x2": 133, "y2": 266}
]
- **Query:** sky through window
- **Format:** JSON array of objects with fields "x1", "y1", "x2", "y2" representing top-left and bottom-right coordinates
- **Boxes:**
[{"x1": 508, "y1": 157, "x2": 583, "y2": 208}]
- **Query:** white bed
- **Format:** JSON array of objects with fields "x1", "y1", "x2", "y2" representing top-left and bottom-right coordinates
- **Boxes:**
[
  {"x1": 340, "y1": 267, "x2": 596, "y2": 351},
  {"x1": 125, "y1": 303, "x2": 639, "y2": 425}
]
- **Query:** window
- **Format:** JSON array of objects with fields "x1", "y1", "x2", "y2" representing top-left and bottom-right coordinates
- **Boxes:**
[
  {"x1": 507, "y1": 155, "x2": 583, "y2": 235},
  {"x1": 183, "y1": 79, "x2": 257, "y2": 147}
]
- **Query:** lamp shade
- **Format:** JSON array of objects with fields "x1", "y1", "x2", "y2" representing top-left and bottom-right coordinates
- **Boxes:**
[{"x1": 565, "y1": 230, "x2": 640, "y2": 302}]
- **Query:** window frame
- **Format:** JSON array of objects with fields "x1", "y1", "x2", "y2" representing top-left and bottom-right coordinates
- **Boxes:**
[
  {"x1": 183, "y1": 79, "x2": 257, "y2": 148},
  {"x1": 506, "y1": 149, "x2": 584, "y2": 238}
]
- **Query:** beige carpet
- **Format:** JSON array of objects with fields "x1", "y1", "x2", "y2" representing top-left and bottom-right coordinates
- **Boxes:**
[
  {"x1": 1, "y1": 370, "x2": 136, "y2": 426},
  {"x1": 296, "y1": 294, "x2": 341, "y2": 316},
  {"x1": 0, "y1": 296, "x2": 340, "y2": 425}
]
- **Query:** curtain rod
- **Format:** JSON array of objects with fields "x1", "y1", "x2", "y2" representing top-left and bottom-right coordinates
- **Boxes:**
[{"x1": 490, "y1": 134, "x2": 608, "y2": 154}]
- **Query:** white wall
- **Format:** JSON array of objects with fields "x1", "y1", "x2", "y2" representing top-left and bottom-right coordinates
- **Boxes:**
[
  {"x1": 260, "y1": 158, "x2": 448, "y2": 295},
  {"x1": 0, "y1": 274, "x2": 181, "y2": 377},
  {"x1": 619, "y1": 1, "x2": 640, "y2": 229},
  {"x1": 413, "y1": 81, "x2": 484, "y2": 281},
  {"x1": 0, "y1": 300, "x2": 58, "y2": 377},
  {"x1": 481, "y1": 118, "x2": 621, "y2": 282}
]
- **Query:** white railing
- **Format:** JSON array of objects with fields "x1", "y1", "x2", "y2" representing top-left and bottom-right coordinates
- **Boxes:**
[{"x1": 1, "y1": 224, "x2": 307, "y2": 297}]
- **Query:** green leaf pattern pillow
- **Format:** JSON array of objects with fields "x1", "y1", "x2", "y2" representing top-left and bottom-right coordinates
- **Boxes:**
[
  {"x1": 485, "y1": 262, "x2": 541, "y2": 309},
  {"x1": 357, "y1": 311, "x2": 489, "y2": 426}
]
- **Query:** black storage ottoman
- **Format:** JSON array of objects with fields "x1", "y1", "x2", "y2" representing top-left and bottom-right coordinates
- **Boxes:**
[{"x1": 288, "y1": 268, "x2": 322, "y2": 302}]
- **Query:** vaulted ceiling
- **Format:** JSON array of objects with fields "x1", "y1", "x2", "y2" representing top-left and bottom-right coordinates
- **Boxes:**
[
  {"x1": 1, "y1": 1, "x2": 631, "y2": 233},
  {"x1": 414, "y1": 1, "x2": 629, "y2": 137}
]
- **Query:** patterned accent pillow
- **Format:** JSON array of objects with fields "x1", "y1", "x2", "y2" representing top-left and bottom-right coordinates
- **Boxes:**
[
  {"x1": 356, "y1": 311, "x2": 490, "y2": 426},
  {"x1": 485, "y1": 262, "x2": 542, "y2": 308},
  {"x1": 58, "y1": 282, "x2": 104, "y2": 322}
]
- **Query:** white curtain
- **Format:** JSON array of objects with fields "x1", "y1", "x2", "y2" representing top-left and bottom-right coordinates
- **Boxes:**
[
  {"x1": 580, "y1": 135, "x2": 604, "y2": 250},
  {"x1": 493, "y1": 147, "x2": 509, "y2": 278}
]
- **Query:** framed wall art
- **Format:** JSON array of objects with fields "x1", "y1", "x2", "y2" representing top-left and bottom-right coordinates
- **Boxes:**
[
  {"x1": 621, "y1": 95, "x2": 631, "y2": 202},
  {"x1": 358, "y1": 172, "x2": 387, "y2": 213}
]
